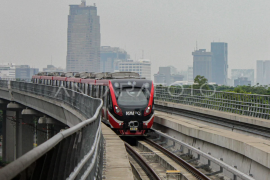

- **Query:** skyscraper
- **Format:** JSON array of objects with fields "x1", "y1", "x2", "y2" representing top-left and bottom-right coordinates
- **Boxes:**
[
  {"x1": 211, "y1": 42, "x2": 228, "y2": 85},
  {"x1": 100, "y1": 46, "x2": 130, "y2": 72},
  {"x1": 256, "y1": 60, "x2": 270, "y2": 85},
  {"x1": 192, "y1": 49, "x2": 212, "y2": 81},
  {"x1": 66, "y1": 1, "x2": 100, "y2": 72}
]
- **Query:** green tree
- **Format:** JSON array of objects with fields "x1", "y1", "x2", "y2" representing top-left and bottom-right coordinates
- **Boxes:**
[{"x1": 193, "y1": 75, "x2": 209, "y2": 90}]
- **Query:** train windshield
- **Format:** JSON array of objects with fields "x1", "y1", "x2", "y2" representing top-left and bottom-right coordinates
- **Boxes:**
[{"x1": 115, "y1": 88, "x2": 149, "y2": 106}]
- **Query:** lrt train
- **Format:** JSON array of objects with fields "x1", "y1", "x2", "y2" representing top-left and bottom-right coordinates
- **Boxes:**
[{"x1": 32, "y1": 72, "x2": 154, "y2": 136}]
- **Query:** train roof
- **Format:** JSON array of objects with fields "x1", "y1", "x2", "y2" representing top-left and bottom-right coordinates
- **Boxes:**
[{"x1": 35, "y1": 72, "x2": 145, "y2": 80}]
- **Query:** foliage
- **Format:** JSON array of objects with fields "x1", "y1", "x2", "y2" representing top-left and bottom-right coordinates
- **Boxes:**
[
  {"x1": 193, "y1": 75, "x2": 209, "y2": 90},
  {"x1": 210, "y1": 84, "x2": 270, "y2": 95}
]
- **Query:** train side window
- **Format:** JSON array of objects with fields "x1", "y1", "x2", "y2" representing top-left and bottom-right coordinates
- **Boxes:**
[
  {"x1": 88, "y1": 84, "x2": 91, "y2": 96},
  {"x1": 99, "y1": 86, "x2": 102, "y2": 98},
  {"x1": 93, "y1": 85, "x2": 96, "y2": 97},
  {"x1": 107, "y1": 91, "x2": 112, "y2": 109}
]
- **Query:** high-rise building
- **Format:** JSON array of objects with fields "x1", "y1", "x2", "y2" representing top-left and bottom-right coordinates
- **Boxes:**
[
  {"x1": 256, "y1": 60, "x2": 270, "y2": 85},
  {"x1": 187, "y1": 66, "x2": 193, "y2": 82},
  {"x1": 192, "y1": 49, "x2": 212, "y2": 81},
  {"x1": 118, "y1": 59, "x2": 151, "y2": 80},
  {"x1": 211, "y1": 42, "x2": 228, "y2": 85},
  {"x1": 231, "y1": 69, "x2": 254, "y2": 86},
  {"x1": 16, "y1": 65, "x2": 39, "y2": 80},
  {"x1": 234, "y1": 77, "x2": 251, "y2": 87},
  {"x1": 66, "y1": 1, "x2": 100, "y2": 73},
  {"x1": 154, "y1": 66, "x2": 184, "y2": 86},
  {"x1": 100, "y1": 46, "x2": 130, "y2": 72}
]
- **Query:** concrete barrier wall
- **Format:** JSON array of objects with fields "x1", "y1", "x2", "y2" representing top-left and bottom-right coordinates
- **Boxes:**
[{"x1": 154, "y1": 112, "x2": 270, "y2": 180}]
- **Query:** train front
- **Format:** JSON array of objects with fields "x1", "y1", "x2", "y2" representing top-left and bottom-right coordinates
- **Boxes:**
[{"x1": 107, "y1": 79, "x2": 154, "y2": 135}]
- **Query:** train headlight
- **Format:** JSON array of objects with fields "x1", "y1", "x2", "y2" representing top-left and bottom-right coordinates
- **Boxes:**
[
  {"x1": 114, "y1": 83, "x2": 119, "y2": 88},
  {"x1": 114, "y1": 105, "x2": 123, "y2": 116},
  {"x1": 144, "y1": 105, "x2": 152, "y2": 116}
]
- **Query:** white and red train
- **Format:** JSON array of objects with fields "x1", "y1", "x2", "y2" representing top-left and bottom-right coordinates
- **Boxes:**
[{"x1": 32, "y1": 72, "x2": 154, "y2": 136}]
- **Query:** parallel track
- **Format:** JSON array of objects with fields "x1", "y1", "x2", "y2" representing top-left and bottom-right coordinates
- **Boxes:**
[
  {"x1": 144, "y1": 139, "x2": 211, "y2": 180},
  {"x1": 125, "y1": 137, "x2": 211, "y2": 180},
  {"x1": 125, "y1": 142, "x2": 161, "y2": 180},
  {"x1": 155, "y1": 104, "x2": 270, "y2": 138}
]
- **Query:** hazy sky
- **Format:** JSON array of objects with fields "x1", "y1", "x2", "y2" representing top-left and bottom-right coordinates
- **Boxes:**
[{"x1": 1, "y1": 0, "x2": 270, "y2": 79}]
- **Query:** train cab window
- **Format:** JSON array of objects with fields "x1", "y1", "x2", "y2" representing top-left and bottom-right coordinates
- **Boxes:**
[
  {"x1": 116, "y1": 88, "x2": 148, "y2": 106},
  {"x1": 108, "y1": 92, "x2": 112, "y2": 109}
]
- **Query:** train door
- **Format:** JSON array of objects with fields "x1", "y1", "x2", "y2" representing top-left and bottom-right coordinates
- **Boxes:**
[
  {"x1": 103, "y1": 86, "x2": 109, "y2": 120},
  {"x1": 107, "y1": 89, "x2": 113, "y2": 123}
]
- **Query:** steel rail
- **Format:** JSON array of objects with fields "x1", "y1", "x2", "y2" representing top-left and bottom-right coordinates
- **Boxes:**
[
  {"x1": 144, "y1": 138, "x2": 211, "y2": 180},
  {"x1": 125, "y1": 142, "x2": 161, "y2": 180},
  {"x1": 155, "y1": 105, "x2": 270, "y2": 138},
  {"x1": 151, "y1": 129, "x2": 255, "y2": 180}
]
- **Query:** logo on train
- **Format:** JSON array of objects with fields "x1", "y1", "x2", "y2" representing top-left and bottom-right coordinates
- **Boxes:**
[{"x1": 126, "y1": 111, "x2": 141, "y2": 116}]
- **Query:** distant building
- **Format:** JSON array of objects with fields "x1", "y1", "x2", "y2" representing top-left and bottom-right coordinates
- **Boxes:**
[
  {"x1": 256, "y1": 60, "x2": 270, "y2": 86},
  {"x1": 227, "y1": 78, "x2": 234, "y2": 87},
  {"x1": 0, "y1": 63, "x2": 16, "y2": 79},
  {"x1": 211, "y1": 42, "x2": 228, "y2": 85},
  {"x1": 187, "y1": 66, "x2": 193, "y2": 82},
  {"x1": 231, "y1": 69, "x2": 254, "y2": 86},
  {"x1": 192, "y1": 49, "x2": 212, "y2": 81},
  {"x1": 66, "y1": 2, "x2": 100, "y2": 72},
  {"x1": 179, "y1": 70, "x2": 187, "y2": 81},
  {"x1": 118, "y1": 59, "x2": 151, "y2": 80},
  {"x1": 154, "y1": 66, "x2": 184, "y2": 86},
  {"x1": 100, "y1": 46, "x2": 130, "y2": 72},
  {"x1": 15, "y1": 65, "x2": 39, "y2": 80},
  {"x1": 234, "y1": 77, "x2": 251, "y2": 87},
  {"x1": 43, "y1": 65, "x2": 64, "y2": 72}
]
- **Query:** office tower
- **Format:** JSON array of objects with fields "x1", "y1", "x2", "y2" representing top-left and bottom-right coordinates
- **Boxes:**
[
  {"x1": 119, "y1": 59, "x2": 151, "y2": 80},
  {"x1": 256, "y1": 60, "x2": 270, "y2": 85},
  {"x1": 100, "y1": 46, "x2": 130, "y2": 72},
  {"x1": 66, "y1": 1, "x2": 100, "y2": 72},
  {"x1": 187, "y1": 66, "x2": 193, "y2": 82},
  {"x1": 211, "y1": 42, "x2": 228, "y2": 85},
  {"x1": 192, "y1": 49, "x2": 212, "y2": 81},
  {"x1": 231, "y1": 69, "x2": 254, "y2": 86},
  {"x1": 16, "y1": 65, "x2": 39, "y2": 80},
  {"x1": 154, "y1": 66, "x2": 184, "y2": 86},
  {"x1": 234, "y1": 77, "x2": 251, "y2": 87}
]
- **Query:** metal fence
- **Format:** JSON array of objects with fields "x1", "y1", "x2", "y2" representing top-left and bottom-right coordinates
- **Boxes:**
[
  {"x1": 0, "y1": 80, "x2": 8, "y2": 89},
  {"x1": 0, "y1": 81, "x2": 104, "y2": 180},
  {"x1": 155, "y1": 86, "x2": 270, "y2": 119},
  {"x1": 150, "y1": 129, "x2": 255, "y2": 180}
]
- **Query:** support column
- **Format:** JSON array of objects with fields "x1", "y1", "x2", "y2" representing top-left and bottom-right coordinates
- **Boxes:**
[
  {"x1": 7, "y1": 102, "x2": 24, "y2": 160},
  {"x1": 2, "y1": 110, "x2": 6, "y2": 162},
  {"x1": 21, "y1": 116, "x2": 35, "y2": 155},
  {"x1": 38, "y1": 116, "x2": 67, "y2": 142},
  {"x1": 21, "y1": 108, "x2": 42, "y2": 153},
  {"x1": 5, "y1": 110, "x2": 16, "y2": 162},
  {"x1": 0, "y1": 99, "x2": 8, "y2": 162},
  {"x1": 16, "y1": 110, "x2": 22, "y2": 159}
]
